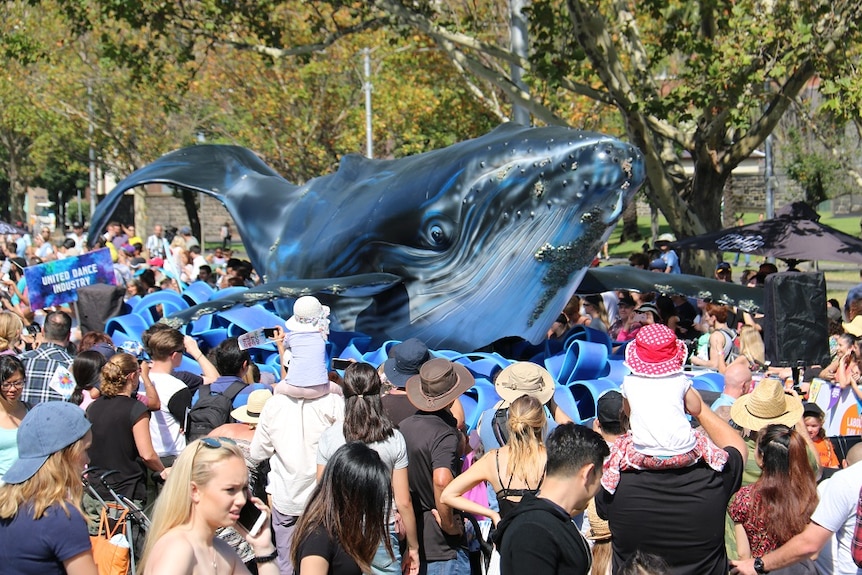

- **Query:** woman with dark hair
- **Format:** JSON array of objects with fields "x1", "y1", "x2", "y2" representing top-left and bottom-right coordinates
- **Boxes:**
[
  {"x1": 729, "y1": 424, "x2": 818, "y2": 571},
  {"x1": 296, "y1": 442, "x2": 393, "y2": 574},
  {"x1": 317, "y1": 363, "x2": 419, "y2": 575},
  {"x1": 0, "y1": 355, "x2": 29, "y2": 477},
  {"x1": 819, "y1": 333, "x2": 855, "y2": 382},
  {"x1": 70, "y1": 350, "x2": 107, "y2": 409}
]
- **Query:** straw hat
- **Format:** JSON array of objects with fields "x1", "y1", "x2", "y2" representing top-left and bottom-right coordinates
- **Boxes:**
[
  {"x1": 843, "y1": 316, "x2": 862, "y2": 337},
  {"x1": 406, "y1": 358, "x2": 474, "y2": 412},
  {"x1": 730, "y1": 378, "x2": 804, "y2": 431},
  {"x1": 231, "y1": 389, "x2": 273, "y2": 424},
  {"x1": 494, "y1": 362, "x2": 555, "y2": 408}
]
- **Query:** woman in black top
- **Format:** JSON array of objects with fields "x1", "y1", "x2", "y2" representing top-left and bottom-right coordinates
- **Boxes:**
[
  {"x1": 85, "y1": 353, "x2": 167, "y2": 510},
  {"x1": 293, "y1": 442, "x2": 393, "y2": 575},
  {"x1": 440, "y1": 394, "x2": 547, "y2": 525}
]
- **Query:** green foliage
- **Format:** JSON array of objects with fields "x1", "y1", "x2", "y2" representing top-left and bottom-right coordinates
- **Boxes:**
[
  {"x1": 784, "y1": 127, "x2": 848, "y2": 207},
  {"x1": 65, "y1": 198, "x2": 90, "y2": 223}
]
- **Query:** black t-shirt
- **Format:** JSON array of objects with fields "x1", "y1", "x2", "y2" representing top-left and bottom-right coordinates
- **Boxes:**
[
  {"x1": 381, "y1": 393, "x2": 416, "y2": 427},
  {"x1": 496, "y1": 494, "x2": 591, "y2": 575},
  {"x1": 596, "y1": 446, "x2": 744, "y2": 575},
  {"x1": 399, "y1": 410, "x2": 463, "y2": 562},
  {"x1": 172, "y1": 369, "x2": 203, "y2": 394},
  {"x1": 295, "y1": 525, "x2": 361, "y2": 575},
  {"x1": 86, "y1": 395, "x2": 150, "y2": 501}
]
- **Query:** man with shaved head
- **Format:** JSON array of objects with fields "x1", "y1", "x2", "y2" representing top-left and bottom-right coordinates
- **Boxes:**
[{"x1": 711, "y1": 362, "x2": 750, "y2": 412}]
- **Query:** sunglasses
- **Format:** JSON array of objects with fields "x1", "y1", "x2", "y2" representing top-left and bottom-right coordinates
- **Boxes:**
[{"x1": 199, "y1": 437, "x2": 237, "y2": 449}]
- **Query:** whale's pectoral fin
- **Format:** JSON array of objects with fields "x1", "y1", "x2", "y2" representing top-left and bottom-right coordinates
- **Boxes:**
[{"x1": 164, "y1": 273, "x2": 402, "y2": 326}]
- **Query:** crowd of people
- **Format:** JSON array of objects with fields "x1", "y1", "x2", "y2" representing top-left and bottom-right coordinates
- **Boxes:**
[
  {"x1": 0, "y1": 221, "x2": 256, "y2": 331},
  {"x1": 1, "y1": 219, "x2": 862, "y2": 575}
]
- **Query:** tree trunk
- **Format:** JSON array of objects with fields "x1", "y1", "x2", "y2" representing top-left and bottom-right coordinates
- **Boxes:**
[
  {"x1": 678, "y1": 158, "x2": 731, "y2": 275},
  {"x1": 618, "y1": 198, "x2": 641, "y2": 243},
  {"x1": 180, "y1": 188, "x2": 201, "y2": 245}
]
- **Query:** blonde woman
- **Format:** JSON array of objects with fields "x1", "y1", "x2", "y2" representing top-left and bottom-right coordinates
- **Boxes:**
[
  {"x1": 138, "y1": 438, "x2": 279, "y2": 575},
  {"x1": 209, "y1": 389, "x2": 275, "y2": 568},
  {"x1": 0, "y1": 402, "x2": 96, "y2": 574},
  {"x1": 737, "y1": 325, "x2": 766, "y2": 368},
  {"x1": 441, "y1": 394, "x2": 547, "y2": 526},
  {"x1": 583, "y1": 295, "x2": 610, "y2": 334},
  {"x1": 0, "y1": 310, "x2": 23, "y2": 356}
]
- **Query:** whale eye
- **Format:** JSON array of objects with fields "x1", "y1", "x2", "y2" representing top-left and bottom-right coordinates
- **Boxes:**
[
  {"x1": 430, "y1": 225, "x2": 444, "y2": 243},
  {"x1": 419, "y1": 218, "x2": 453, "y2": 250}
]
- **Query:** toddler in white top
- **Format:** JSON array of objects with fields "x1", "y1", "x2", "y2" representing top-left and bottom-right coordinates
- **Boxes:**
[
  {"x1": 275, "y1": 296, "x2": 340, "y2": 399},
  {"x1": 603, "y1": 323, "x2": 727, "y2": 493}
]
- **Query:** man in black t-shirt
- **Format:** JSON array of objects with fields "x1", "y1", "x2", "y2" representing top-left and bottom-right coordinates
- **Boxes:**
[
  {"x1": 495, "y1": 423, "x2": 609, "y2": 575},
  {"x1": 399, "y1": 358, "x2": 474, "y2": 574},
  {"x1": 596, "y1": 389, "x2": 747, "y2": 575}
]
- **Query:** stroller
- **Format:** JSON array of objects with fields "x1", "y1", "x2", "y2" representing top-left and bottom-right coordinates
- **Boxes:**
[{"x1": 82, "y1": 468, "x2": 152, "y2": 574}]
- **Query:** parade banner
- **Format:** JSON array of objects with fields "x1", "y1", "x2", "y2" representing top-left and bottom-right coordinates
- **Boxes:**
[
  {"x1": 24, "y1": 248, "x2": 116, "y2": 310},
  {"x1": 811, "y1": 379, "x2": 862, "y2": 436}
]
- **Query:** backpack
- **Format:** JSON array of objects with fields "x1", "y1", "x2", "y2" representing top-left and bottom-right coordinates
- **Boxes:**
[
  {"x1": 186, "y1": 382, "x2": 246, "y2": 441},
  {"x1": 718, "y1": 328, "x2": 741, "y2": 363},
  {"x1": 491, "y1": 407, "x2": 510, "y2": 446}
]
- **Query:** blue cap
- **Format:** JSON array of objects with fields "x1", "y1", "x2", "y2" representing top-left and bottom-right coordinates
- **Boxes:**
[{"x1": 2, "y1": 402, "x2": 91, "y2": 484}]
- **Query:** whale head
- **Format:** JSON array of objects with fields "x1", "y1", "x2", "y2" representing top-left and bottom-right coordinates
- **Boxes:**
[{"x1": 302, "y1": 123, "x2": 646, "y2": 349}]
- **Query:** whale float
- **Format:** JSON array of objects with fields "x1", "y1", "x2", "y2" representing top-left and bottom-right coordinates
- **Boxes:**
[{"x1": 89, "y1": 123, "x2": 645, "y2": 351}]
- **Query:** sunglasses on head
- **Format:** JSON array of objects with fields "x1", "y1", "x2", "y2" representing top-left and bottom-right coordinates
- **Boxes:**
[{"x1": 199, "y1": 437, "x2": 238, "y2": 449}]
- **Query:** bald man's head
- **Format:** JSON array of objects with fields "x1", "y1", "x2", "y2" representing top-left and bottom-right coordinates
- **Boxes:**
[
  {"x1": 846, "y1": 442, "x2": 862, "y2": 466},
  {"x1": 723, "y1": 362, "x2": 751, "y2": 399}
]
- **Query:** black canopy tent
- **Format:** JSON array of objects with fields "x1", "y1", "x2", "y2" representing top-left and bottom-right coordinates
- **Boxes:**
[{"x1": 670, "y1": 202, "x2": 862, "y2": 266}]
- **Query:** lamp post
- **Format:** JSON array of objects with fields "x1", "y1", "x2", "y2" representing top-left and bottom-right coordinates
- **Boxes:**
[{"x1": 363, "y1": 48, "x2": 374, "y2": 159}]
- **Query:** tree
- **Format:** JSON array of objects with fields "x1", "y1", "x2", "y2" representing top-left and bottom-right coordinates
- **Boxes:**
[{"x1": 34, "y1": 0, "x2": 862, "y2": 273}]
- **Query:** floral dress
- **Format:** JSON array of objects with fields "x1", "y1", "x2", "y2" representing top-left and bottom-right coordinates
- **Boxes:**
[{"x1": 728, "y1": 485, "x2": 776, "y2": 557}]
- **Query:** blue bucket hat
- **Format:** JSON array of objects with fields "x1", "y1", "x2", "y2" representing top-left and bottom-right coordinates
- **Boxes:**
[
  {"x1": 384, "y1": 338, "x2": 431, "y2": 388},
  {"x1": 3, "y1": 402, "x2": 91, "y2": 484}
]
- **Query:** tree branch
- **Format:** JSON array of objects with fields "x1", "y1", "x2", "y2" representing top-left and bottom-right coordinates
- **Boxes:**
[{"x1": 209, "y1": 17, "x2": 389, "y2": 58}]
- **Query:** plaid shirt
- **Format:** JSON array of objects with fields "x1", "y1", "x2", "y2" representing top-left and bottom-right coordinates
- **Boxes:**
[{"x1": 19, "y1": 343, "x2": 74, "y2": 405}]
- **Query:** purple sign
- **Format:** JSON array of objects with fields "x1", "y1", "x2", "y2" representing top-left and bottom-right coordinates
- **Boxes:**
[{"x1": 24, "y1": 248, "x2": 116, "y2": 310}]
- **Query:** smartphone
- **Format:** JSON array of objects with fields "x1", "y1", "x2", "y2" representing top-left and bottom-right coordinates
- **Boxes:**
[
  {"x1": 331, "y1": 357, "x2": 353, "y2": 370},
  {"x1": 237, "y1": 496, "x2": 266, "y2": 537},
  {"x1": 263, "y1": 327, "x2": 278, "y2": 338}
]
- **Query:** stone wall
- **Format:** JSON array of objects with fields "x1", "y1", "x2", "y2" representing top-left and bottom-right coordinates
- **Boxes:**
[{"x1": 136, "y1": 185, "x2": 236, "y2": 245}]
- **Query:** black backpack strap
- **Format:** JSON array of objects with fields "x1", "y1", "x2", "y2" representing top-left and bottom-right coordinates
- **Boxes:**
[
  {"x1": 223, "y1": 381, "x2": 247, "y2": 402},
  {"x1": 492, "y1": 407, "x2": 510, "y2": 446},
  {"x1": 200, "y1": 384, "x2": 213, "y2": 397}
]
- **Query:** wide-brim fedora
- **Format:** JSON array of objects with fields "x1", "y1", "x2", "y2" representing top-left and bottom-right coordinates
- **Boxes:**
[{"x1": 406, "y1": 358, "x2": 474, "y2": 412}]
